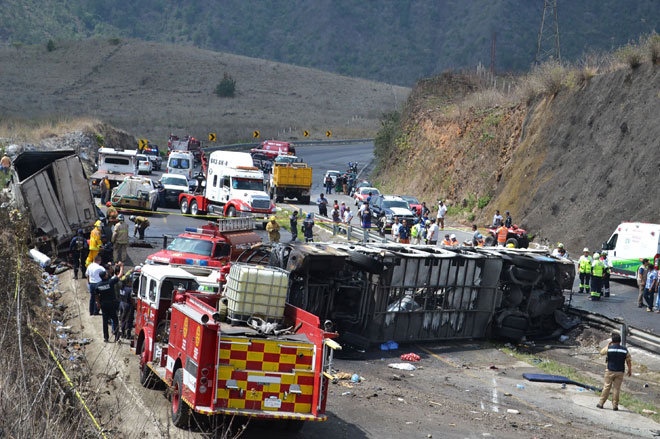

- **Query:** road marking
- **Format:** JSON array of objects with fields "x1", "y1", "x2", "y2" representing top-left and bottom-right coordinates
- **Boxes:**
[{"x1": 416, "y1": 344, "x2": 564, "y2": 423}]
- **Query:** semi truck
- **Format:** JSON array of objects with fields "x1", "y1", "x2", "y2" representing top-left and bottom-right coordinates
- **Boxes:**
[
  {"x1": 90, "y1": 147, "x2": 138, "y2": 196},
  {"x1": 178, "y1": 151, "x2": 275, "y2": 221},
  {"x1": 168, "y1": 135, "x2": 202, "y2": 163},
  {"x1": 133, "y1": 264, "x2": 339, "y2": 431},
  {"x1": 268, "y1": 155, "x2": 312, "y2": 204},
  {"x1": 9, "y1": 150, "x2": 97, "y2": 251}
]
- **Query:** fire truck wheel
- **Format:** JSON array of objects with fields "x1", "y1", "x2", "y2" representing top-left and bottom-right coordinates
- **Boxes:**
[
  {"x1": 190, "y1": 200, "x2": 199, "y2": 216},
  {"x1": 171, "y1": 369, "x2": 191, "y2": 428},
  {"x1": 139, "y1": 344, "x2": 156, "y2": 388},
  {"x1": 284, "y1": 420, "x2": 305, "y2": 432},
  {"x1": 226, "y1": 206, "x2": 237, "y2": 217},
  {"x1": 180, "y1": 198, "x2": 189, "y2": 214}
]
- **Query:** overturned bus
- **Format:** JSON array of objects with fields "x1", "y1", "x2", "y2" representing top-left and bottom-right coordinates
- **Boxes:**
[{"x1": 237, "y1": 243, "x2": 575, "y2": 347}]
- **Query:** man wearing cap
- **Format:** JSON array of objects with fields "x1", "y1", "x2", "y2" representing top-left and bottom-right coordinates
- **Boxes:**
[
  {"x1": 266, "y1": 216, "x2": 281, "y2": 243},
  {"x1": 303, "y1": 213, "x2": 314, "y2": 242},
  {"x1": 578, "y1": 248, "x2": 593, "y2": 294},
  {"x1": 591, "y1": 252, "x2": 605, "y2": 301},
  {"x1": 130, "y1": 215, "x2": 150, "y2": 240},
  {"x1": 112, "y1": 214, "x2": 129, "y2": 263},
  {"x1": 597, "y1": 333, "x2": 631, "y2": 411},
  {"x1": 551, "y1": 243, "x2": 566, "y2": 257},
  {"x1": 436, "y1": 200, "x2": 447, "y2": 230},
  {"x1": 426, "y1": 219, "x2": 439, "y2": 245},
  {"x1": 105, "y1": 201, "x2": 118, "y2": 224}
]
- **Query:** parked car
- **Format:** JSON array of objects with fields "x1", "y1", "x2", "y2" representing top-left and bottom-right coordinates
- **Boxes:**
[
  {"x1": 354, "y1": 187, "x2": 380, "y2": 206},
  {"x1": 399, "y1": 195, "x2": 423, "y2": 214},
  {"x1": 350, "y1": 179, "x2": 371, "y2": 196},
  {"x1": 370, "y1": 195, "x2": 417, "y2": 234},
  {"x1": 159, "y1": 173, "x2": 189, "y2": 207},
  {"x1": 136, "y1": 154, "x2": 153, "y2": 175}
]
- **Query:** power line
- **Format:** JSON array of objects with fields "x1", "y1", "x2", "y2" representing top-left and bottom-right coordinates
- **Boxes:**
[{"x1": 535, "y1": 0, "x2": 561, "y2": 64}]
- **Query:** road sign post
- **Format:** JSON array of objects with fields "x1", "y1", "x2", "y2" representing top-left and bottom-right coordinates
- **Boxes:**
[
  {"x1": 325, "y1": 130, "x2": 332, "y2": 137},
  {"x1": 253, "y1": 130, "x2": 260, "y2": 139},
  {"x1": 209, "y1": 133, "x2": 216, "y2": 142}
]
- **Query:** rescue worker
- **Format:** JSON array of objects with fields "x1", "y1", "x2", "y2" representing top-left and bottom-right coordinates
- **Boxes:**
[
  {"x1": 399, "y1": 219, "x2": 410, "y2": 244},
  {"x1": 504, "y1": 211, "x2": 512, "y2": 228},
  {"x1": 289, "y1": 211, "x2": 299, "y2": 241},
  {"x1": 85, "y1": 255, "x2": 105, "y2": 316},
  {"x1": 601, "y1": 251, "x2": 612, "y2": 297},
  {"x1": 95, "y1": 270, "x2": 120, "y2": 343},
  {"x1": 105, "y1": 201, "x2": 118, "y2": 224},
  {"x1": 441, "y1": 234, "x2": 452, "y2": 246},
  {"x1": 85, "y1": 220, "x2": 103, "y2": 267},
  {"x1": 597, "y1": 333, "x2": 631, "y2": 411},
  {"x1": 303, "y1": 213, "x2": 314, "y2": 242},
  {"x1": 266, "y1": 216, "x2": 281, "y2": 243},
  {"x1": 637, "y1": 259, "x2": 649, "y2": 308},
  {"x1": 100, "y1": 176, "x2": 111, "y2": 204},
  {"x1": 130, "y1": 215, "x2": 150, "y2": 240},
  {"x1": 118, "y1": 268, "x2": 135, "y2": 339},
  {"x1": 475, "y1": 233, "x2": 485, "y2": 247},
  {"x1": 449, "y1": 234, "x2": 459, "y2": 247},
  {"x1": 68, "y1": 228, "x2": 87, "y2": 279},
  {"x1": 411, "y1": 220, "x2": 421, "y2": 245},
  {"x1": 496, "y1": 223, "x2": 508, "y2": 247},
  {"x1": 112, "y1": 214, "x2": 129, "y2": 263},
  {"x1": 317, "y1": 193, "x2": 328, "y2": 216},
  {"x1": 551, "y1": 242, "x2": 566, "y2": 257},
  {"x1": 578, "y1": 248, "x2": 592, "y2": 295}
]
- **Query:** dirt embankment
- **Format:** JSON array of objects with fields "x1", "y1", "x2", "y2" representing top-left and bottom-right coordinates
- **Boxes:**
[{"x1": 375, "y1": 65, "x2": 660, "y2": 254}]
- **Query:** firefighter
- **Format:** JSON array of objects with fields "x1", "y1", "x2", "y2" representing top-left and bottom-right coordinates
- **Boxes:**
[
  {"x1": 578, "y1": 248, "x2": 592, "y2": 295},
  {"x1": 68, "y1": 228, "x2": 87, "y2": 279},
  {"x1": 601, "y1": 251, "x2": 612, "y2": 297},
  {"x1": 597, "y1": 333, "x2": 631, "y2": 411},
  {"x1": 266, "y1": 216, "x2": 281, "y2": 242},
  {"x1": 496, "y1": 223, "x2": 508, "y2": 247},
  {"x1": 130, "y1": 215, "x2": 150, "y2": 240},
  {"x1": 112, "y1": 214, "x2": 129, "y2": 263},
  {"x1": 85, "y1": 220, "x2": 103, "y2": 267},
  {"x1": 105, "y1": 201, "x2": 118, "y2": 224}
]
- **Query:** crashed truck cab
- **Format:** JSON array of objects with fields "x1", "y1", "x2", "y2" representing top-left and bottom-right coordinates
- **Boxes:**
[
  {"x1": 133, "y1": 264, "x2": 339, "y2": 430},
  {"x1": 237, "y1": 243, "x2": 576, "y2": 347}
]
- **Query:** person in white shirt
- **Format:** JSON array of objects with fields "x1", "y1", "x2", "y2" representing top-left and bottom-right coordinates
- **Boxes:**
[
  {"x1": 436, "y1": 200, "x2": 448, "y2": 230},
  {"x1": 85, "y1": 255, "x2": 106, "y2": 316},
  {"x1": 391, "y1": 217, "x2": 402, "y2": 242},
  {"x1": 492, "y1": 210, "x2": 503, "y2": 227},
  {"x1": 343, "y1": 207, "x2": 354, "y2": 225},
  {"x1": 426, "y1": 219, "x2": 439, "y2": 244}
]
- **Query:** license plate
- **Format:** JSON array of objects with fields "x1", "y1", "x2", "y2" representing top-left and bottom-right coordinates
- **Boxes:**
[{"x1": 263, "y1": 397, "x2": 282, "y2": 409}]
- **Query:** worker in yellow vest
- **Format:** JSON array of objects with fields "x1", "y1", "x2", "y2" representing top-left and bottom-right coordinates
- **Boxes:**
[
  {"x1": 591, "y1": 252, "x2": 605, "y2": 301},
  {"x1": 85, "y1": 220, "x2": 103, "y2": 267},
  {"x1": 578, "y1": 248, "x2": 592, "y2": 294}
]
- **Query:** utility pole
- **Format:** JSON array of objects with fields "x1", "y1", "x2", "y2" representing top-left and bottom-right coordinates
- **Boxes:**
[
  {"x1": 535, "y1": 0, "x2": 561, "y2": 65},
  {"x1": 490, "y1": 31, "x2": 497, "y2": 74}
]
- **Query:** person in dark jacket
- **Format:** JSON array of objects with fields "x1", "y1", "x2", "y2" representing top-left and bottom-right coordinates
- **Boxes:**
[
  {"x1": 303, "y1": 213, "x2": 314, "y2": 242},
  {"x1": 117, "y1": 267, "x2": 135, "y2": 339},
  {"x1": 597, "y1": 333, "x2": 632, "y2": 411},
  {"x1": 95, "y1": 270, "x2": 120, "y2": 342},
  {"x1": 69, "y1": 229, "x2": 87, "y2": 279},
  {"x1": 289, "y1": 211, "x2": 299, "y2": 241},
  {"x1": 504, "y1": 211, "x2": 513, "y2": 228}
]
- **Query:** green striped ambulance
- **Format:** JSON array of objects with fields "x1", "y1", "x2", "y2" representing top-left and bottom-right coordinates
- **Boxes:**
[{"x1": 602, "y1": 222, "x2": 660, "y2": 278}]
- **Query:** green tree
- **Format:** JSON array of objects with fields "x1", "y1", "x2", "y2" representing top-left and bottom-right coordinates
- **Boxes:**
[
  {"x1": 215, "y1": 73, "x2": 236, "y2": 97},
  {"x1": 46, "y1": 39, "x2": 56, "y2": 52}
]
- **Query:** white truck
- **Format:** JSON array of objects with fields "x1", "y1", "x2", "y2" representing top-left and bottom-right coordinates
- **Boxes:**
[
  {"x1": 90, "y1": 147, "x2": 138, "y2": 196},
  {"x1": 178, "y1": 151, "x2": 275, "y2": 221},
  {"x1": 166, "y1": 150, "x2": 194, "y2": 180},
  {"x1": 9, "y1": 150, "x2": 97, "y2": 251},
  {"x1": 602, "y1": 222, "x2": 660, "y2": 277}
]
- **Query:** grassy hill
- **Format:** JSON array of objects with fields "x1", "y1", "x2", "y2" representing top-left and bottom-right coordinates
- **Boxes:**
[
  {"x1": 0, "y1": 38, "x2": 409, "y2": 145},
  {"x1": 2, "y1": 0, "x2": 660, "y2": 85}
]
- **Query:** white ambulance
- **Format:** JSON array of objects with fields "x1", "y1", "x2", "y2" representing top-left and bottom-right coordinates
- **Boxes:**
[{"x1": 602, "y1": 222, "x2": 660, "y2": 278}]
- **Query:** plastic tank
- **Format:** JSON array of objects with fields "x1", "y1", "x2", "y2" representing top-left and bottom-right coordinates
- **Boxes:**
[{"x1": 224, "y1": 263, "x2": 290, "y2": 324}]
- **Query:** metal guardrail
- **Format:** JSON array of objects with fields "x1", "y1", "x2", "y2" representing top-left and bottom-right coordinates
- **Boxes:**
[{"x1": 202, "y1": 138, "x2": 374, "y2": 153}]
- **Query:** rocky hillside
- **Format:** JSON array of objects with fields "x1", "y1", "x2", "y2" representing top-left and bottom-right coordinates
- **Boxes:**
[{"x1": 373, "y1": 57, "x2": 660, "y2": 254}]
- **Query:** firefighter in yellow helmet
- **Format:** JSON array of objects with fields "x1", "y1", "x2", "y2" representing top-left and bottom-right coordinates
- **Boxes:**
[
  {"x1": 265, "y1": 215, "x2": 280, "y2": 243},
  {"x1": 85, "y1": 220, "x2": 103, "y2": 267}
]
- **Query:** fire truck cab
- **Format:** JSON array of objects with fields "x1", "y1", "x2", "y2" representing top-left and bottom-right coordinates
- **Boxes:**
[{"x1": 134, "y1": 264, "x2": 339, "y2": 431}]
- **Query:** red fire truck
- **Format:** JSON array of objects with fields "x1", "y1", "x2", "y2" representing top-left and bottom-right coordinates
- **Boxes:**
[
  {"x1": 133, "y1": 265, "x2": 340, "y2": 431},
  {"x1": 250, "y1": 140, "x2": 296, "y2": 160},
  {"x1": 147, "y1": 218, "x2": 261, "y2": 268}
]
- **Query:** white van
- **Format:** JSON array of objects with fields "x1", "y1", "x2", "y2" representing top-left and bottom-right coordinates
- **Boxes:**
[
  {"x1": 167, "y1": 151, "x2": 194, "y2": 179},
  {"x1": 602, "y1": 222, "x2": 660, "y2": 278}
]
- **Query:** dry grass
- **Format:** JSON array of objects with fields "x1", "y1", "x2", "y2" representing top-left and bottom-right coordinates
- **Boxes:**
[
  {"x1": 642, "y1": 31, "x2": 660, "y2": 65},
  {"x1": 616, "y1": 43, "x2": 644, "y2": 69},
  {"x1": 0, "y1": 117, "x2": 102, "y2": 144}
]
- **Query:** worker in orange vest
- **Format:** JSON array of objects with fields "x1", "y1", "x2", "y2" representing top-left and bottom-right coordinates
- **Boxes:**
[
  {"x1": 496, "y1": 224, "x2": 508, "y2": 247},
  {"x1": 86, "y1": 220, "x2": 103, "y2": 266},
  {"x1": 441, "y1": 234, "x2": 452, "y2": 246}
]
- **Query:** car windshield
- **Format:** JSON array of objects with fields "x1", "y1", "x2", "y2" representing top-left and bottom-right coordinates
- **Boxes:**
[
  {"x1": 166, "y1": 238, "x2": 213, "y2": 256},
  {"x1": 361, "y1": 188, "x2": 379, "y2": 195},
  {"x1": 137, "y1": 156, "x2": 148, "y2": 163},
  {"x1": 401, "y1": 196, "x2": 419, "y2": 204},
  {"x1": 384, "y1": 200, "x2": 409, "y2": 209},
  {"x1": 161, "y1": 176, "x2": 187, "y2": 187},
  {"x1": 169, "y1": 158, "x2": 190, "y2": 169},
  {"x1": 232, "y1": 178, "x2": 264, "y2": 191}
]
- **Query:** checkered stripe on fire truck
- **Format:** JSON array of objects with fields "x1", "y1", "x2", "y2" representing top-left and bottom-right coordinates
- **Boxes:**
[{"x1": 216, "y1": 337, "x2": 315, "y2": 413}]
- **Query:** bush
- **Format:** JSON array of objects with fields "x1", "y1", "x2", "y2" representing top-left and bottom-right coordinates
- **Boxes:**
[
  {"x1": 576, "y1": 66, "x2": 597, "y2": 86},
  {"x1": 108, "y1": 37, "x2": 121, "y2": 46},
  {"x1": 215, "y1": 73, "x2": 236, "y2": 97},
  {"x1": 46, "y1": 39, "x2": 56, "y2": 52},
  {"x1": 644, "y1": 32, "x2": 660, "y2": 65},
  {"x1": 374, "y1": 111, "x2": 400, "y2": 166},
  {"x1": 477, "y1": 194, "x2": 491, "y2": 209},
  {"x1": 616, "y1": 44, "x2": 643, "y2": 69},
  {"x1": 535, "y1": 61, "x2": 567, "y2": 96}
]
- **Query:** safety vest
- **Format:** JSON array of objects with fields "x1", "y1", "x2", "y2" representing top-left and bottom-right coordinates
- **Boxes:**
[
  {"x1": 497, "y1": 226, "x2": 508, "y2": 243},
  {"x1": 578, "y1": 255, "x2": 592, "y2": 274},
  {"x1": 606, "y1": 344, "x2": 628, "y2": 372},
  {"x1": 411, "y1": 224, "x2": 420, "y2": 238},
  {"x1": 592, "y1": 259, "x2": 605, "y2": 277},
  {"x1": 113, "y1": 223, "x2": 129, "y2": 245},
  {"x1": 89, "y1": 227, "x2": 102, "y2": 251},
  {"x1": 441, "y1": 239, "x2": 451, "y2": 246}
]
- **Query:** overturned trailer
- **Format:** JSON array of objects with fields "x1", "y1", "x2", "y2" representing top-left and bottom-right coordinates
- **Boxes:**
[{"x1": 238, "y1": 243, "x2": 575, "y2": 347}]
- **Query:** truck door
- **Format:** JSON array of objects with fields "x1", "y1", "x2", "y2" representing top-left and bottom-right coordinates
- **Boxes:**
[
  {"x1": 221, "y1": 176, "x2": 231, "y2": 202},
  {"x1": 52, "y1": 156, "x2": 95, "y2": 231}
]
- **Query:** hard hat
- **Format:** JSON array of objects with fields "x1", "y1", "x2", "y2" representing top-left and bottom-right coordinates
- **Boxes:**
[
  {"x1": 425, "y1": 220, "x2": 431, "y2": 225},
  {"x1": 94, "y1": 220, "x2": 102, "y2": 227},
  {"x1": 507, "y1": 243, "x2": 515, "y2": 248},
  {"x1": 117, "y1": 214, "x2": 124, "y2": 222},
  {"x1": 583, "y1": 247, "x2": 589, "y2": 252},
  {"x1": 450, "y1": 234, "x2": 456, "y2": 239},
  {"x1": 476, "y1": 233, "x2": 483, "y2": 239},
  {"x1": 594, "y1": 252, "x2": 600, "y2": 258},
  {"x1": 270, "y1": 216, "x2": 276, "y2": 221},
  {"x1": 557, "y1": 243, "x2": 564, "y2": 248},
  {"x1": 106, "y1": 201, "x2": 112, "y2": 207},
  {"x1": 601, "y1": 250, "x2": 607, "y2": 256},
  {"x1": 306, "y1": 212, "x2": 312, "y2": 218},
  {"x1": 129, "y1": 215, "x2": 136, "y2": 221}
]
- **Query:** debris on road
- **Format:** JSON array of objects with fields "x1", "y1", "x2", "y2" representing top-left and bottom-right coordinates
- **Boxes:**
[
  {"x1": 389, "y1": 363, "x2": 417, "y2": 371},
  {"x1": 400, "y1": 353, "x2": 421, "y2": 362}
]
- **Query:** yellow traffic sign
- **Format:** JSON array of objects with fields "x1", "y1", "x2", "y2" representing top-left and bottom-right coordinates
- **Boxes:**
[
  {"x1": 138, "y1": 139, "x2": 148, "y2": 150},
  {"x1": 209, "y1": 133, "x2": 216, "y2": 142},
  {"x1": 253, "y1": 130, "x2": 260, "y2": 138},
  {"x1": 303, "y1": 130, "x2": 310, "y2": 137},
  {"x1": 325, "y1": 130, "x2": 332, "y2": 137}
]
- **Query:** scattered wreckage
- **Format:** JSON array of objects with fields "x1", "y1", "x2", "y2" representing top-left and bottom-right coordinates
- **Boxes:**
[{"x1": 237, "y1": 243, "x2": 575, "y2": 347}]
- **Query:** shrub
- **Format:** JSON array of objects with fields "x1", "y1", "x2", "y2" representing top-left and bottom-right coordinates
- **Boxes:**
[
  {"x1": 46, "y1": 39, "x2": 56, "y2": 52},
  {"x1": 108, "y1": 37, "x2": 121, "y2": 46},
  {"x1": 95, "y1": 134, "x2": 104, "y2": 146},
  {"x1": 215, "y1": 73, "x2": 236, "y2": 97},
  {"x1": 374, "y1": 111, "x2": 400, "y2": 165},
  {"x1": 477, "y1": 194, "x2": 491, "y2": 209},
  {"x1": 644, "y1": 32, "x2": 660, "y2": 65},
  {"x1": 534, "y1": 61, "x2": 567, "y2": 96},
  {"x1": 616, "y1": 44, "x2": 643, "y2": 69},
  {"x1": 467, "y1": 213, "x2": 476, "y2": 221},
  {"x1": 576, "y1": 66, "x2": 597, "y2": 86}
]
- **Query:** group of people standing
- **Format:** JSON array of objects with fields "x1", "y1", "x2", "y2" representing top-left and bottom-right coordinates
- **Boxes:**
[
  {"x1": 636, "y1": 259, "x2": 660, "y2": 312},
  {"x1": 577, "y1": 248, "x2": 611, "y2": 301}
]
